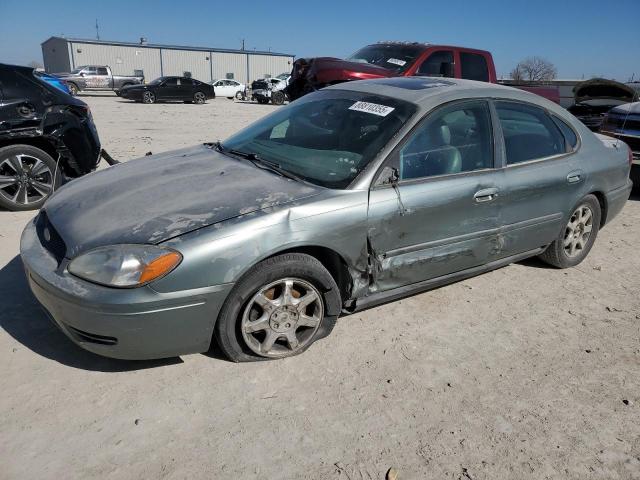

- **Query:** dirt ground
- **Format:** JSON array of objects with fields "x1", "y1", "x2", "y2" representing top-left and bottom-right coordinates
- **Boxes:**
[{"x1": 1, "y1": 93, "x2": 639, "y2": 480}]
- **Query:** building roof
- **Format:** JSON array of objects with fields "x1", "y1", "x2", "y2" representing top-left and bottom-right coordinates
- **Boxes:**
[{"x1": 42, "y1": 36, "x2": 294, "y2": 57}]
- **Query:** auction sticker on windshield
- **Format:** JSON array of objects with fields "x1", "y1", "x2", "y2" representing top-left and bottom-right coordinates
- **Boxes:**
[
  {"x1": 349, "y1": 101, "x2": 395, "y2": 117},
  {"x1": 387, "y1": 58, "x2": 407, "y2": 66}
]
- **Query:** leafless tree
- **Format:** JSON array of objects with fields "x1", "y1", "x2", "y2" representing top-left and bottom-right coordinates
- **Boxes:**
[
  {"x1": 510, "y1": 57, "x2": 557, "y2": 82},
  {"x1": 27, "y1": 60, "x2": 43, "y2": 69}
]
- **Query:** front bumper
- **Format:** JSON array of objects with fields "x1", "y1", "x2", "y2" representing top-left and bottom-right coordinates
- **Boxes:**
[{"x1": 20, "y1": 218, "x2": 233, "y2": 360}]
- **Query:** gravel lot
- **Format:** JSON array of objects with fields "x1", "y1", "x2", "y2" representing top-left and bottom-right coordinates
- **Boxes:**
[{"x1": 1, "y1": 93, "x2": 639, "y2": 480}]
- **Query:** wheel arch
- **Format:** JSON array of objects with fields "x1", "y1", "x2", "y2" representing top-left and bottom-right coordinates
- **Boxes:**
[
  {"x1": 588, "y1": 190, "x2": 608, "y2": 227},
  {"x1": 262, "y1": 245, "x2": 353, "y2": 303},
  {"x1": 0, "y1": 137, "x2": 58, "y2": 162}
]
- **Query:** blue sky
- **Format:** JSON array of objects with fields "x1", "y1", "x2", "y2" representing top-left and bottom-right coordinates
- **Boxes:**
[{"x1": 1, "y1": 0, "x2": 639, "y2": 81}]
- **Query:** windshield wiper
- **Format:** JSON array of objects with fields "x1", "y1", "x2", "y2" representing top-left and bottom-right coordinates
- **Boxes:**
[{"x1": 225, "y1": 148, "x2": 301, "y2": 181}]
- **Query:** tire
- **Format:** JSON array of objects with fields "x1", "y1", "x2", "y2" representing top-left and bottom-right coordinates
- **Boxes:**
[
  {"x1": 67, "y1": 82, "x2": 79, "y2": 96},
  {"x1": 214, "y1": 253, "x2": 341, "y2": 362},
  {"x1": 235, "y1": 90, "x2": 244, "y2": 100},
  {"x1": 538, "y1": 194, "x2": 601, "y2": 268},
  {"x1": 271, "y1": 90, "x2": 285, "y2": 105},
  {"x1": 193, "y1": 91, "x2": 206, "y2": 104},
  {"x1": 257, "y1": 97, "x2": 269, "y2": 105},
  {"x1": 0, "y1": 144, "x2": 62, "y2": 211},
  {"x1": 142, "y1": 91, "x2": 156, "y2": 104},
  {"x1": 227, "y1": 97, "x2": 234, "y2": 100}
]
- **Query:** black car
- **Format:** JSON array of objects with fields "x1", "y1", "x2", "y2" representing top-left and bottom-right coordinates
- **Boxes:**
[
  {"x1": 0, "y1": 63, "x2": 101, "y2": 211},
  {"x1": 119, "y1": 76, "x2": 215, "y2": 104}
]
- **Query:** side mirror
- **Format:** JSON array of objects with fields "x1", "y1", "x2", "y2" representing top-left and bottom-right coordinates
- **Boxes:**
[
  {"x1": 80, "y1": 72, "x2": 85, "y2": 77},
  {"x1": 376, "y1": 166, "x2": 400, "y2": 186}
]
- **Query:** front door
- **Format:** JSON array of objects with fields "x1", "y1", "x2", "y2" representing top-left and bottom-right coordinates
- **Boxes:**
[{"x1": 367, "y1": 99, "x2": 501, "y2": 292}]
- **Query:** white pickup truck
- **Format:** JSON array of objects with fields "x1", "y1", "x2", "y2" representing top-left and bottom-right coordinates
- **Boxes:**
[{"x1": 54, "y1": 65, "x2": 144, "y2": 95}]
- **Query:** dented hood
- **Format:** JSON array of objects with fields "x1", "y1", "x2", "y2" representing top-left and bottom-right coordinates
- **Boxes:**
[
  {"x1": 306, "y1": 57, "x2": 393, "y2": 77},
  {"x1": 43, "y1": 145, "x2": 322, "y2": 257},
  {"x1": 573, "y1": 78, "x2": 636, "y2": 104}
]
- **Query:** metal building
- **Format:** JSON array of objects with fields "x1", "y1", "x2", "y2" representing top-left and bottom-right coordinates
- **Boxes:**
[{"x1": 41, "y1": 37, "x2": 294, "y2": 84}]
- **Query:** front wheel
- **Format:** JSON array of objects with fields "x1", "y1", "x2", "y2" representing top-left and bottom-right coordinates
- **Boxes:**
[
  {"x1": 67, "y1": 82, "x2": 79, "y2": 96},
  {"x1": 235, "y1": 90, "x2": 244, "y2": 100},
  {"x1": 271, "y1": 90, "x2": 285, "y2": 105},
  {"x1": 538, "y1": 194, "x2": 601, "y2": 268},
  {"x1": 142, "y1": 91, "x2": 156, "y2": 104},
  {"x1": 0, "y1": 144, "x2": 61, "y2": 211},
  {"x1": 214, "y1": 253, "x2": 341, "y2": 362},
  {"x1": 193, "y1": 91, "x2": 206, "y2": 104}
]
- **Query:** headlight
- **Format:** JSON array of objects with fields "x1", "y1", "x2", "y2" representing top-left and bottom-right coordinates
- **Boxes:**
[{"x1": 68, "y1": 244, "x2": 182, "y2": 288}]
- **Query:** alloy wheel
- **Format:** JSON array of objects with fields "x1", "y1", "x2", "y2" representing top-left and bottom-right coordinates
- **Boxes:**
[
  {"x1": 194, "y1": 92, "x2": 205, "y2": 104},
  {"x1": 143, "y1": 91, "x2": 155, "y2": 104},
  {"x1": 564, "y1": 204, "x2": 593, "y2": 257},
  {"x1": 240, "y1": 278, "x2": 323, "y2": 358},
  {"x1": 0, "y1": 154, "x2": 54, "y2": 207}
]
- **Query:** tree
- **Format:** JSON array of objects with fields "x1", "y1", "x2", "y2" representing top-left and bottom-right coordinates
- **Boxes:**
[
  {"x1": 510, "y1": 56, "x2": 557, "y2": 82},
  {"x1": 27, "y1": 60, "x2": 43, "y2": 69}
]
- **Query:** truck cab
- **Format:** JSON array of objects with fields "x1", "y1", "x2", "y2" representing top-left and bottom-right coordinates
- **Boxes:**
[{"x1": 286, "y1": 42, "x2": 497, "y2": 100}]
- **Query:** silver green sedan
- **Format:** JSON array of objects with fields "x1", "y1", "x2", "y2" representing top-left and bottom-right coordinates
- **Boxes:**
[{"x1": 20, "y1": 77, "x2": 633, "y2": 362}]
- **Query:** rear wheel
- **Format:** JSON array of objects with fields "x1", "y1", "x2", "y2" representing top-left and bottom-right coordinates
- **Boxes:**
[
  {"x1": 0, "y1": 145, "x2": 61, "y2": 211},
  {"x1": 193, "y1": 91, "x2": 206, "y2": 104},
  {"x1": 142, "y1": 91, "x2": 156, "y2": 104},
  {"x1": 214, "y1": 253, "x2": 341, "y2": 362},
  {"x1": 538, "y1": 194, "x2": 601, "y2": 268}
]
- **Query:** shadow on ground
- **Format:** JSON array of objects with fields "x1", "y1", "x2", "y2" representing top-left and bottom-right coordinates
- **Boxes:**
[{"x1": 0, "y1": 256, "x2": 183, "y2": 372}]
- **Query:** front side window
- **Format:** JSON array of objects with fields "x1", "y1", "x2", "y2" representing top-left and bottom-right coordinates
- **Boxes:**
[
  {"x1": 460, "y1": 53, "x2": 489, "y2": 82},
  {"x1": 222, "y1": 90, "x2": 416, "y2": 189},
  {"x1": 496, "y1": 101, "x2": 566, "y2": 164},
  {"x1": 416, "y1": 51, "x2": 454, "y2": 77},
  {"x1": 83, "y1": 67, "x2": 97, "y2": 75},
  {"x1": 163, "y1": 78, "x2": 178, "y2": 86},
  {"x1": 397, "y1": 101, "x2": 494, "y2": 180},
  {"x1": 96, "y1": 67, "x2": 108, "y2": 75}
]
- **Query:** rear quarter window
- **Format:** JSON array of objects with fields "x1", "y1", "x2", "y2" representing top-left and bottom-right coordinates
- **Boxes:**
[
  {"x1": 460, "y1": 53, "x2": 489, "y2": 82},
  {"x1": 552, "y1": 115, "x2": 579, "y2": 150}
]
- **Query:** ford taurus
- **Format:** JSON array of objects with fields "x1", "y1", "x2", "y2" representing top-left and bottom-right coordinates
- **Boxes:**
[{"x1": 20, "y1": 77, "x2": 633, "y2": 362}]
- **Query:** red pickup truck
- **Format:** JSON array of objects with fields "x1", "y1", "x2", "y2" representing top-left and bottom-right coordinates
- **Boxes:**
[{"x1": 286, "y1": 42, "x2": 559, "y2": 103}]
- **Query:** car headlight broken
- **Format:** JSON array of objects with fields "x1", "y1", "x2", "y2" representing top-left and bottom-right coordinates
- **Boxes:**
[{"x1": 68, "y1": 244, "x2": 182, "y2": 288}]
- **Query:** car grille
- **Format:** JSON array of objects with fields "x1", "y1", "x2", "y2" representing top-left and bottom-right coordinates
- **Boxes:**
[{"x1": 35, "y1": 211, "x2": 67, "y2": 264}]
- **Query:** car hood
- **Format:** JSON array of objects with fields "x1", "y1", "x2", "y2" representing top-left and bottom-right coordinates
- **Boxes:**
[
  {"x1": 43, "y1": 144, "x2": 322, "y2": 257},
  {"x1": 573, "y1": 78, "x2": 636, "y2": 105}
]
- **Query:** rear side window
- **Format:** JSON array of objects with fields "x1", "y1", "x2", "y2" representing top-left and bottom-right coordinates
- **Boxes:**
[
  {"x1": 496, "y1": 101, "x2": 566, "y2": 164},
  {"x1": 460, "y1": 53, "x2": 489, "y2": 82},
  {"x1": 417, "y1": 51, "x2": 454, "y2": 77},
  {"x1": 552, "y1": 115, "x2": 578, "y2": 150}
]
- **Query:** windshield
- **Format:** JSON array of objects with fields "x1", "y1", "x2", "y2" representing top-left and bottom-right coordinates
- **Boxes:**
[
  {"x1": 222, "y1": 90, "x2": 416, "y2": 188},
  {"x1": 346, "y1": 44, "x2": 423, "y2": 73}
]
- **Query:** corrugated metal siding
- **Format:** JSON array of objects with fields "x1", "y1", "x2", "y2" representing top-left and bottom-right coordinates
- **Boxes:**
[
  {"x1": 41, "y1": 38, "x2": 71, "y2": 73},
  {"x1": 211, "y1": 52, "x2": 248, "y2": 84},
  {"x1": 70, "y1": 42, "x2": 162, "y2": 81},
  {"x1": 160, "y1": 49, "x2": 211, "y2": 82},
  {"x1": 247, "y1": 54, "x2": 293, "y2": 81}
]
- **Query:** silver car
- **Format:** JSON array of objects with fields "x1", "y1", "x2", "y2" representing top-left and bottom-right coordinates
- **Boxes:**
[{"x1": 20, "y1": 78, "x2": 633, "y2": 362}]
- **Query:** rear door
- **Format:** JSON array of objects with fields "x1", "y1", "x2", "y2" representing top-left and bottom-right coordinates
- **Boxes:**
[
  {"x1": 491, "y1": 100, "x2": 583, "y2": 258},
  {"x1": 367, "y1": 99, "x2": 501, "y2": 291}
]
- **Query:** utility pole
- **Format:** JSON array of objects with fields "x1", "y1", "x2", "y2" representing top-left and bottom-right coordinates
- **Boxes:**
[
  {"x1": 241, "y1": 38, "x2": 245, "y2": 51},
  {"x1": 95, "y1": 19, "x2": 100, "y2": 40}
]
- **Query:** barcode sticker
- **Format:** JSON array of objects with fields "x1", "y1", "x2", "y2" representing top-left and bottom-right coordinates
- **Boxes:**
[{"x1": 349, "y1": 101, "x2": 395, "y2": 117}]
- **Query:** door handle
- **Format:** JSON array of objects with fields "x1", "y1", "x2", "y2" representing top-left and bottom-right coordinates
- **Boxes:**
[
  {"x1": 474, "y1": 188, "x2": 499, "y2": 203},
  {"x1": 567, "y1": 171, "x2": 583, "y2": 184}
]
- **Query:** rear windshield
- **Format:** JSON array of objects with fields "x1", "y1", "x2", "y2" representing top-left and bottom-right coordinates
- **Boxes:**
[
  {"x1": 346, "y1": 44, "x2": 423, "y2": 73},
  {"x1": 222, "y1": 89, "x2": 416, "y2": 188}
]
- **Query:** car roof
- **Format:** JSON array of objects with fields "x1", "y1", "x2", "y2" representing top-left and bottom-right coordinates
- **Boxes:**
[{"x1": 326, "y1": 76, "x2": 562, "y2": 112}]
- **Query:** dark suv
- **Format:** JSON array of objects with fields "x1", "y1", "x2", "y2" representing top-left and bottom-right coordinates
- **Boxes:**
[{"x1": 0, "y1": 63, "x2": 101, "y2": 211}]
